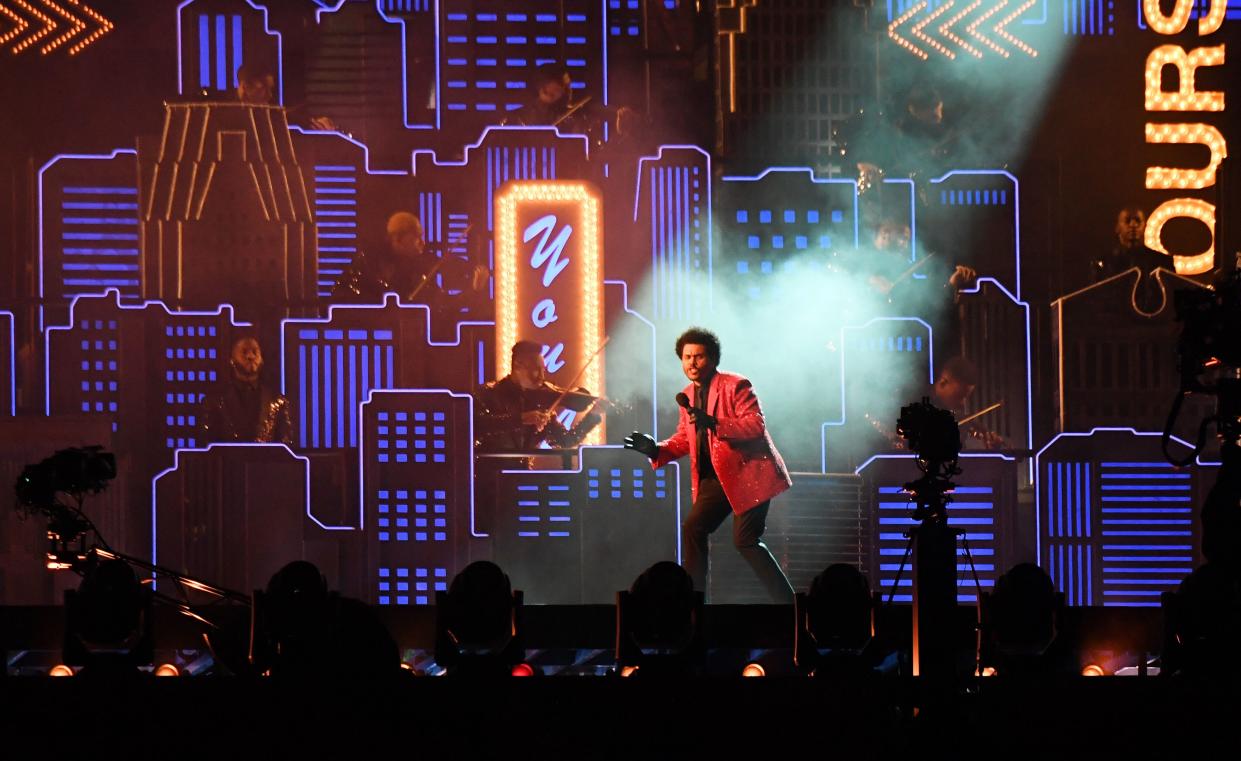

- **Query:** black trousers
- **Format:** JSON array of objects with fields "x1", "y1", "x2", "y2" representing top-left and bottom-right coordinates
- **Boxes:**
[{"x1": 682, "y1": 476, "x2": 795, "y2": 603}]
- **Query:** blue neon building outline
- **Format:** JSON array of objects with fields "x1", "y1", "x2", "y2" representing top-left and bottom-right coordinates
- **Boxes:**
[
  {"x1": 929, "y1": 170, "x2": 1022, "y2": 300},
  {"x1": 289, "y1": 125, "x2": 411, "y2": 175},
  {"x1": 719, "y1": 167, "x2": 860, "y2": 251},
  {"x1": 150, "y1": 442, "x2": 318, "y2": 574},
  {"x1": 0, "y1": 311, "x2": 15, "y2": 416},
  {"x1": 410, "y1": 124, "x2": 592, "y2": 174},
  {"x1": 316, "y1": 1, "x2": 611, "y2": 131},
  {"x1": 44, "y1": 288, "x2": 252, "y2": 416},
  {"x1": 603, "y1": 279, "x2": 659, "y2": 438},
  {"x1": 358, "y1": 387, "x2": 478, "y2": 535},
  {"x1": 372, "y1": 0, "x2": 438, "y2": 130},
  {"x1": 176, "y1": 0, "x2": 285, "y2": 104},
  {"x1": 1033, "y1": 427, "x2": 1219, "y2": 563},
  {"x1": 882, "y1": 177, "x2": 917, "y2": 263},
  {"x1": 500, "y1": 444, "x2": 683, "y2": 562},
  {"x1": 957, "y1": 276, "x2": 1036, "y2": 478},
  {"x1": 36, "y1": 148, "x2": 139, "y2": 331},
  {"x1": 632, "y1": 144, "x2": 714, "y2": 314},
  {"x1": 278, "y1": 292, "x2": 495, "y2": 396},
  {"x1": 819, "y1": 316, "x2": 935, "y2": 473}
]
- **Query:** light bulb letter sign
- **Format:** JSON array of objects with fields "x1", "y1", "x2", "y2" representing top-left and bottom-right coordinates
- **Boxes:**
[{"x1": 495, "y1": 181, "x2": 605, "y2": 444}]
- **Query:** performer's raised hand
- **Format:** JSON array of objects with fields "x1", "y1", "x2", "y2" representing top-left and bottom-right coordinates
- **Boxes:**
[{"x1": 623, "y1": 431, "x2": 658, "y2": 459}]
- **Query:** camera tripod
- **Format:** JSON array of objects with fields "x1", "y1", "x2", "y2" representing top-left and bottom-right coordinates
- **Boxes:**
[{"x1": 885, "y1": 464, "x2": 985, "y2": 682}]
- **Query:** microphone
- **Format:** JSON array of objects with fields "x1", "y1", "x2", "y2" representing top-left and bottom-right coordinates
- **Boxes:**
[{"x1": 675, "y1": 392, "x2": 691, "y2": 410}]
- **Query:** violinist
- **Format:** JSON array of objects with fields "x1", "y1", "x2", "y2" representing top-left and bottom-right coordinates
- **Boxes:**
[
  {"x1": 474, "y1": 341, "x2": 604, "y2": 453},
  {"x1": 933, "y1": 356, "x2": 1004, "y2": 450},
  {"x1": 331, "y1": 212, "x2": 488, "y2": 309}
]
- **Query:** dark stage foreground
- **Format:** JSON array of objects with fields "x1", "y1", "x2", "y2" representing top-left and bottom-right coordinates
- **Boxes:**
[
  {"x1": 1, "y1": 661, "x2": 1238, "y2": 759},
  {"x1": 3, "y1": 602, "x2": 1238, "y2": 758}
]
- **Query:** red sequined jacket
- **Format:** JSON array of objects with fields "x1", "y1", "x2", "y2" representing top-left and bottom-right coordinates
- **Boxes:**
[{"x1": 651, "y1": 371, "x2": 791, "y2": 514}]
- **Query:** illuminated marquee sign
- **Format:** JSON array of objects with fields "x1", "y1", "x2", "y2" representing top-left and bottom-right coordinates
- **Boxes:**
[
  {"x1": 495, "y1": 181, "x2": 605, "y2": 445},
  {"x1": 1141, "y1": 0, "x2": 1229, "y2": 275}
]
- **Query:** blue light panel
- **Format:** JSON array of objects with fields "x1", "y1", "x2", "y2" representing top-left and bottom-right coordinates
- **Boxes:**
[
  {"x1": 484, "y1": 145, "x2": 558, "y2": 230},
  {"x1": 160, "y1": 318, "x2": 223, "y2": 449},
  {"x1": 59, "y1": 185, "x2": 140, "y2": 298},
  {"x1": 440, "y1": 0, "x2": 603, "y2": 124},
  {"x1": 873, "y1": 482, "x2": 999, "y2": 603},
  {"x1": 363, "y1": 390, "x2": 473, "y2": 605},
  {"x1": 633, "y1": 146, "x2": 713, "y2": 319},
  {"x1": 295, "y1": 328, "x2": 396, "y2": 449},
  {"x1": 314, "y1": 165, "x2": 359, "y2": 297},
  {"x1": 1035, "y1": 430, "x2": 1211, "y2": 608}
]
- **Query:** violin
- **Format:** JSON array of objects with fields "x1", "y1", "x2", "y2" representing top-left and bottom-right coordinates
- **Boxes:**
[
  {"x1": 863, "y1": 411, "x2": 1004, "y2": 451},
  {"x1": 521, "y1": 382, "x2": 618, "y2": 413}
]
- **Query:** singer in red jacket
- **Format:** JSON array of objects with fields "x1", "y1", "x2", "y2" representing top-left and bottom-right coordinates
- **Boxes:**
[{"x1": 625, "y1": 328, "x2": 794, "y2": 602}]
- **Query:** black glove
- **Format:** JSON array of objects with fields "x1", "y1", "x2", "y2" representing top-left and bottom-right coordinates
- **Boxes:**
[
  {"x1": 623, "y1": 431, "x2": 658, "y2": 459},
  {"x1": 687, "y1": 407, "x2": 717, "y2": 431}
]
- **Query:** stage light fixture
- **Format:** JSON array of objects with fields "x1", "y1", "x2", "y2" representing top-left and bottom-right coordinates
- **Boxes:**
[
  {"x1": 741, "y1": 663, "x2": 766, "y2": 677},
  {"x1": 511, "y1": 663, "x2": 536, "y2": 677},
  {"x1": 1081, "y1": 664, "x2": 1106, "y2": 677},
  {"x1": 153, "y1": 663, "x2": 180, "y2": 677},
  {"x1": 49, "y1": 664, "x2": 75, "y2": 677}
]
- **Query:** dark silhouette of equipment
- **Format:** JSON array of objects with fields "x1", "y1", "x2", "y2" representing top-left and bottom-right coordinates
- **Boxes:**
[
  {"x1": 434, "y1": 561, "x2": 526, "y2": 676},
  {"x1": 615, "y1": 561, "x2": 705, "y2": 677},
  {"x1": 251, "y1": 561, "x2": 400, "y2": 678},
  {"x1": 885, "y1": 398, "x2": 983, "y2": 683},
  {"x1": 794, "y1": 563, "x2": 879, "y2": 676}
]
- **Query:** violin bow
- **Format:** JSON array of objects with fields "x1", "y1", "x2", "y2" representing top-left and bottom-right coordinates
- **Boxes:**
[
  {"x1": 544, "y1": 335, "x2": 611, "y2": 412},
  {"x1": 404, "y1": 253, "x2": 452, "y2": 303},
  {"x1": 958, "y1": 400, "x2": 1002, "y2": 426},
  {"x1": 881, "y1": 252, "x2": 937, "y2": 294}
]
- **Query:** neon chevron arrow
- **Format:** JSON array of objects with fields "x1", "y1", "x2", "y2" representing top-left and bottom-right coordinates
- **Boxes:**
[
  {"x1": 8, "y1": 0, "x2": 55, "y2": 54},
  {"x1": 993, "y1": 0, "x2": 1038, "y2": 58},
  {"x1": 911, "y1": 0, "x2": 958, "y2": 60},
  {"x1": 2, "y1": 0, "x2": 112, "y2": 56},
  {"x1": 39, "y1": 0, "x2": 82, "y2": 54},
  {"x1": 0, "y1": 1, "x2": 28, "y2": 46},
  {"x1": 966, "y1": 0, "x2": 1009, "y2": 58},
  {"x1": 888, "y1": 1, "x2": 930, "y2": 61},
  {"x1": 65, "y1": 0, "x2": 113, "y2": 55},
  {"x1": 938, "y1": 0, "x2": 983, "y2": 59}
]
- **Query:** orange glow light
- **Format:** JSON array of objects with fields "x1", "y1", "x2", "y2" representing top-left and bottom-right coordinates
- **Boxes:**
[
  {"x1": 39, "y1": 0, "x2": 82, "y2": 55},
  {"x1": 1082, "y1": 664, "x2": 1107, "y2": 677},
  {"x1": 154, "y1": 664, "x2": 180, "y2": 677},
  {"x1": 9, "y1": 0, "x2": 54, "y2": 54},
  {"x1": 888, "y1": 2, "x2": 929, "y2": 61},
  {"x1": 1144, "y1": 45, "x2": 1226, "y2": 113},
  {"x1": 1141, "y1": 0, "x2": 1226, "y2": 36},
  {"x1": 966, "y1": 0, "x2": 1010, "y2": 59},
  {"x1": 1145, "y1": 123, "x2": 1228, "y2": 190},
  {"x1": 494, "y1": 181, "x2": 605, "y2": 445},
  {"x1": 994, "y1": 0, "x2": 1039, "y2": 58},
  {"x1": 1144, "y1": 197, "x2": 1216, "y2": 275},
  {"x1": 912, "y1": 1, "x2": 956, "y2": 60},
  {"x1": 65, "y1": 0, "x2": 113, "y2": 56},
  {"x1": 741, "y1": 663, "x2": 766, "y2": 677},
  {"x1": 620, "y1": 665, "x2": 639, "y2": 677},
  {"x1": 0, "y1": 2, "x2": 29, "y2": 47},
  {"x1": 49, "y1": 664, "x2": 75, "y2": 677},
  {"x1": 938, "y1": 0, "x2": 984, "y2": 59}
]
